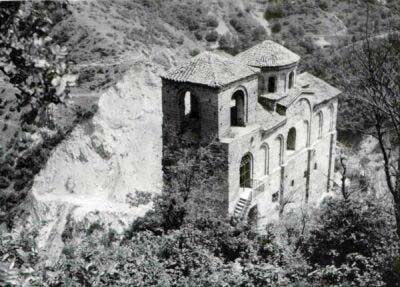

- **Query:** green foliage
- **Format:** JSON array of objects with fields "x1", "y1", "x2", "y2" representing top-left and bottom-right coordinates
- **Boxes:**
[
  {"x1": 264, "y1": 7, "x2": 284, "y2": 21},
  {"x1": 205, "y1": 15, "x2": 219, "y2": 28},
  {"x1": 42, "y1": 216, "x2": 289, "y2": 286},
  {"x1": 227, "y1": 13, "x2": 267, "y2": 54},
  {"x1": 205, "y1": 30, "x2": 219, "y2": 42},
  {"x1": 271, "y1": 22, "x2": 282, "y2": 33},
  {"x1": 0, "y1": 1, "x2": 76, "y2": 127},
  {"x1": 318, "y1": 1, "x2": 329, "y2": 11},
  {"x1": 303, "y1": 197, "x2": 399, "y2": 286},
  {"x1": 0, "y1": 225, "x2": 41, "y2": 286},
  {"x1": 189, "y1": 48, "x2": 200, "y2": 57}
]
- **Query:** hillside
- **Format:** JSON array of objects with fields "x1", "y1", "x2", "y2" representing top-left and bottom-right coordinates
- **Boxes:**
[{"x1": 1, "y1": 0, "x2": 398, "y2": 262}]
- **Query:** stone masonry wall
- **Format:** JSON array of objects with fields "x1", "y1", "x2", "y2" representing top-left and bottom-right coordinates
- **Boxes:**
[
  {"x1": 259, "y1": 66, "x2": 297, "y2": 95},
  {"x1": 225, "y1": 96, "x2": 338, "y2": 224},
  {"x1": 217, "y1": 76, "x2": 259, "y2": 138},
  {"x1": 161, "y1": 79, "x2": 220, "y2": 142},
  {"x1": 161, "y1": 77, "x2": 338, "y2": 226}
]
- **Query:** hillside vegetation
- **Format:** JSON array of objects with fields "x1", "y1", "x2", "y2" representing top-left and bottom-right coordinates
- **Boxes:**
[{"x1": 0, "y1": 1, "x2": 399, "y2": 284}]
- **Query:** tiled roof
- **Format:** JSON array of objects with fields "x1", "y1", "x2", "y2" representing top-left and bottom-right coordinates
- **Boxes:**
[
  {"x1": 236, "y1": 40, "x2": 300, "y2": 68},
  {"x1": 161, "y1": 52, "x2": 258, "y2": 88},
  {"x1": 256, "y1": 104, "x2": 286, "y2": 131},
  {"x1": 276, "y1": 72, "x2": 341, "y2": 107}
]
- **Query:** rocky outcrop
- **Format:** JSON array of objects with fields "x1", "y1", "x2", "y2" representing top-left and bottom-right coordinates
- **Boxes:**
[{"x1": 29, "y1": 63, "x2": 163, "y2": 262}]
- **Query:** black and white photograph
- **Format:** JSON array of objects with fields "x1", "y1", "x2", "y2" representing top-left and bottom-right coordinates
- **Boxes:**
[{"x1": 0, "y1": 0, "x2": 400, "y2": 286}]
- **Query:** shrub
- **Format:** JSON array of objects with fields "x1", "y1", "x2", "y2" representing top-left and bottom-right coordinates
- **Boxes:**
[
  {"x1": 229, "y1": 17, "x2": 245, "y2": 33},
  {"x1": 303, "y1": 197, "x2": 398, "y2": 286},
  {"x1": 205, "y1": 15, "x2": 218, "y2": 28},
  {"x1": 318, "y1": 1, "x2": 329, "y2": 11},
  {"x1": 264, "y1": 7, "x2": 283, "y2": 21},
  {"x1": 205, "y1": 30, "x2": 219, "y2": 42},
  {"x1": 252, "y1": 26, "x2": 267, "y2": 42},
  {"x1": 271, "y1": 22, "x2": 282, "y2": 33},
  {"x1": 0, "y1": 176, "x2": 10, "y2": 189},
  {"x1": 189, "y1": 49, "x2": 200, "y2": 57}
]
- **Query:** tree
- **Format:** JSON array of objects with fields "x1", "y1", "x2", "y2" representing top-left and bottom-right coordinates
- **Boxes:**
[
  {"x1": 340, "y1": 3, "x2": 400, "y2": 242},
  {"x1": 135, "y1": 129, "x2": 229, "y2": 233},
  {"x1": 0, "y1": 1, "x2": 76, "y2": 128},
  {"x1": 303, "y1": 196, "x2": 398, "y2": 286}
]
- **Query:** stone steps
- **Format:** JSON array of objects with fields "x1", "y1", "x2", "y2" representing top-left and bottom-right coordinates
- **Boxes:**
[{"x1": 233, "y1": 197, "x2": 250, "y2": 219}]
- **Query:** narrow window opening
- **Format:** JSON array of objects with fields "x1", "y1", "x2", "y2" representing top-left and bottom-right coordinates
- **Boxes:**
[
  {"x1": 287, "y1": 127, "x2": 296, "y2": 150},
  {"x1": 291, "y1": 180, "x2": 295, "y2": 186},
  {"x1": 184, "y1": 91, "x2": 191, "y2": 116},
  {"x1": 314, "y1": 163, "x2": 318, "y2": 170},
  {"x1": 181, "y1": 91, "x2": 200, "y2": 133},
  {"x1": 268, "y1": 76, "x2": 277, "y2": 93},
  {"x1": 240, "y1": 153, "x2": 252, "y2": 188},
  {"x1": 231, "y1": 90, "x2": 246, "y2": 126},
  {"x1": 261, "y1": 144, "x2": 269, "y2": 175},
  {"x1": 183, "y1": 91, "x2": 199, "y2": 119}
]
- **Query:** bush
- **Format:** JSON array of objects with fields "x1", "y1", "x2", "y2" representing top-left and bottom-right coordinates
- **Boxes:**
[
  {"x1": 264, "y1": 7, "x2": 283, "y2": 21},
  {"x1": 0, "y1": 176, "x2": 10, "y2": 189},
  {"x1": 318, "y1": 1, "x2": 329, "y2": 11},
  {"x1": 252, "y1": 26, "x2": 267, "y2": 42},
  {"x1": 205, "y1": 15, "x2": 218, "y2": 28},
  {"x1": 271, "y1": 22, "x2": 282, "y2": 33},
  {"x1": 205, "y1": 30, "x2": 219, "y2": 42},
  {"x1": 303, "y1": 197, "x2": 398, "y2": 286},
  {"x1": 189, "y1": 48, "x2": 200, "y2": 57}
]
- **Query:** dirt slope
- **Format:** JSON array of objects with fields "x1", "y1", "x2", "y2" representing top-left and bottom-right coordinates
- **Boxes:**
[{"x1": 23, "y1": 0, "x2": 271, "y2": 261}]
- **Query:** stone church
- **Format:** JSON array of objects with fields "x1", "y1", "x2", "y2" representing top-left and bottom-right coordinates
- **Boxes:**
[{"x1": 161, "y1": 40, "x2": 340, "y2": 227}]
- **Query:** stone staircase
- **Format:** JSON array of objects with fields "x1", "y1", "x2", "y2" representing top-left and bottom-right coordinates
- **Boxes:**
[{"x1": 233, "y1": 196, "x2": 251, "y2": 220}]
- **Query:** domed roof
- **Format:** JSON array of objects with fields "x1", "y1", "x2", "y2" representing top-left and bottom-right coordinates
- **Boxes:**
[
  {"x1": 236, "y1": 40, "x2": 300, "y2": 68},
  {"x1": 162, "y1": 52, "x2": 258, "y2": 88}
]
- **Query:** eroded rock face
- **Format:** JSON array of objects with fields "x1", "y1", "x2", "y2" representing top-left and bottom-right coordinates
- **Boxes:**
[{"x1": 29, "y1": 64, "x2": 164, "y2": 263}]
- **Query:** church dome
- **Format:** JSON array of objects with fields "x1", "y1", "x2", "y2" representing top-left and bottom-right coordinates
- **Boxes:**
[{"x1": 236, "y1": 40, "x2": 300, "y2": 68}]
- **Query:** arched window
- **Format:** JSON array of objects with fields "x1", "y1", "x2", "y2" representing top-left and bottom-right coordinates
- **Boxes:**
[
  {"x1": 317, "y1": 112, "x2": 323, "y2": 139},
  {"x1": 260, "y1": 144, "x2": 269, "y2": 175},
  {"x1": 288, "y1": 71, "x2": 294, "y2": 89},
  {"x1": 184, "y1": 91, "x2": 191, "y2": 116},
  {"x1": 231, "y1": 90, "x2": 246, "y2": 126},
  {"x1": 182, "y1": 91, "x2": 199, "y2": 119},
  {"x1": 329, "y1": 104, "x2": 335, "y2": 131},
  {"x1": 240, "y1": 153, "x2": 253, "y2": 188},
  {"x1": 287, "y1": 127, "x2": 296, "y2": 150},
  {"x1": 267, "y1": 76, "x2": 277, "y2": 93}
]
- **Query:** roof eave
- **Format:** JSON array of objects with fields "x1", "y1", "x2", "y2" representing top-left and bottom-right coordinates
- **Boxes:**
[
  {"x1": 255, "y1": 60, "x2": 300, "y2": 70},
  {"x1": 160, "y1": 76, "x2": 222, "y2": 89}
]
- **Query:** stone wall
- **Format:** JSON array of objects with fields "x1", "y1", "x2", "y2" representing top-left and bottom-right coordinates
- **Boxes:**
[
  {"x1": 217, "y1": 76, "x2": 259, "y2": 137},
  {"x1": 259, "y1": 66, "x2": 297, "y2": 95},
  {"x1": 161, "y1": 79, "x2": 219, "y2": 142},
  {"x1": 224, "y1": 96, "x2": 338, "y2": 223},
  {"x1": 161, "y1": 75, "x2": 339, "y2": 226}
]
